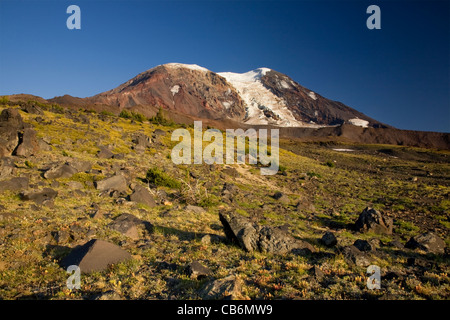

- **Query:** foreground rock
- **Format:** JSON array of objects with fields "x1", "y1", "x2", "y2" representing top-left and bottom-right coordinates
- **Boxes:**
[
  {"x1": 200, "y1": 275, "x2": 242, "y2": 300},
  {"x1": 60, "y1": 239, "x2": 132, "y2": 274},
  {"x1": 129, "y1": 185, "x2": 156, "y2": 208},
  {"x1": 219, "y1": 211, "x2": 315, "y2": 255},
  {"x1": 405, "y1": 232, "x2": 445, "y2": 254},
  {"x1": 354, "y1": 207, "x2": 393, "y2": 235}
]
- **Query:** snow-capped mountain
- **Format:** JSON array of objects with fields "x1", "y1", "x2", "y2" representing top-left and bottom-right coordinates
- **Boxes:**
[{"x1": 50, "y1": 63, "x2": 387, "y2": 128}]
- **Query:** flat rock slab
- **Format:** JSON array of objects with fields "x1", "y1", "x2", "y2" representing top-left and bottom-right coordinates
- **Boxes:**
[
  {"x1": 219, "y1": 211, "x2": 316, "y2": 255},
  {"x1": 20, "y1": 188, "x2": 58, "y2": 205},
  {"x1": 60, "y1": 239, "x2": 132, "y2": 274},
  {"x1": 405, "y1": 232, "x2": 445, "y2": 254},
  {"x1": 95, "y1": 175, "x2": 128, "y2": 193},
  {"x1": 0, "y1": 177, "x2": 29, "y2": 192}
]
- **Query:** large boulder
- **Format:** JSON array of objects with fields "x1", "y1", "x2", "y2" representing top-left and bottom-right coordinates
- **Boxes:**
[
  {"x1": 95, "y1": 174, "x2": 128, "y2": 193},
  {"x1": 0, "y1": 109, "x2": 40, "y2": 158},
  {"x1": 14, "y1": 128, "x2": 40, "y2": 157},
  {"x1": 60, "y1": 239, "x2": 132, "y2": 274},
  {"x1": 0, "y1": 109, "x2": 24, "y2": 157},
  {"x1": 405, "y1": 232, "x2": 446, "y2": 254},
  {"x1": 219, "y1": 211, "x2": 315, "y2": 255},
  {"x1": 354, "y1": 207, "x2": 393, "y2": 235},
  {"x1": 44, "y1": 163, "x2": 78, "y2": 179}
]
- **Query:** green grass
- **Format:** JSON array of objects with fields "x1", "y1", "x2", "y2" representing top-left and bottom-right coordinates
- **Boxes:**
[{"x1": 146, "y1": 167, "x2": 181, "y2": 189}]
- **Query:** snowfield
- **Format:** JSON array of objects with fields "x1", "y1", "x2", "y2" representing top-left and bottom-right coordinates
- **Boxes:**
[{"x1": 218, "y1": 68, "x2": 306, "y2": 127}]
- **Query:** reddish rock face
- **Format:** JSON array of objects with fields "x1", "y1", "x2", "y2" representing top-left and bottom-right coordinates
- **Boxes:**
[{"x1": 89, "y1": 64, "x2": 247, "y2": 121}]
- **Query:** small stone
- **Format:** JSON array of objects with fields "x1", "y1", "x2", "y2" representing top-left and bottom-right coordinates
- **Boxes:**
[
  {"x1": 185, "y1": 205, "x2": 205, "y2": 214},
  {"x1": 186, "y1": 261, "x2": 212, "y2": 279}
]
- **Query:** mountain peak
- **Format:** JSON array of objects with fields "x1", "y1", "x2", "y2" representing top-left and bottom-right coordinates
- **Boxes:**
[{"x1": 160, "y1": 63, "x2": 210, "y2": 72}]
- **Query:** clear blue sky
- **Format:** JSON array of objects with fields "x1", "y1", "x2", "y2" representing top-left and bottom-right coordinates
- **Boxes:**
[{"x1": 0, "y1": 0, "x2": 449, "y2": 132}]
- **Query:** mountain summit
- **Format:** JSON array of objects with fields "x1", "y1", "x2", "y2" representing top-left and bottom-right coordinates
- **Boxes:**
[{"x1": 51, "y1": 63, "x2": 387, "y2": 128}]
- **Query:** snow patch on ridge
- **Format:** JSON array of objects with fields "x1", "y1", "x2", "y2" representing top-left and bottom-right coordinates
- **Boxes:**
[
  {"x1": 308, "y1": 91, "x2": 317, "y2": 100},
  {"x1": 348, "y1": 118, "x2": 369, "y2": 128},
  {"x1": 163, "y1": 63, "x2": 209, "y2": 72}
]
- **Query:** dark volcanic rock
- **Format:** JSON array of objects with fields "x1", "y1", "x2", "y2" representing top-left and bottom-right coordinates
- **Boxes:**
[
  {"x1": 353, "y1": 239, "x2": 375, "y2": 252},
  {"x1": 320, "y1": 231, "x2": 337, "y2": 247},
  {"x1": 219, "y1": 211, "x2": 315, "y2": 255},
  {"x1": 129, "y1": 185, "x2": 156, "y2": 208},
  {"x1": 354, "y1": 207, "x2": 393, "y2": 235},
  {"x1": 405, "y1": 232, "x2": 445, "y2": 254},
  {"x1": 60, "y1": 239, "x2": 132, "y2": 274}
]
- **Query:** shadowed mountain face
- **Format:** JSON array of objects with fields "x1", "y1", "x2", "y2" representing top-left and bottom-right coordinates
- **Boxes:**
[{"x1": 49, "y1": 63, "x2": 388, "y2": 128}]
